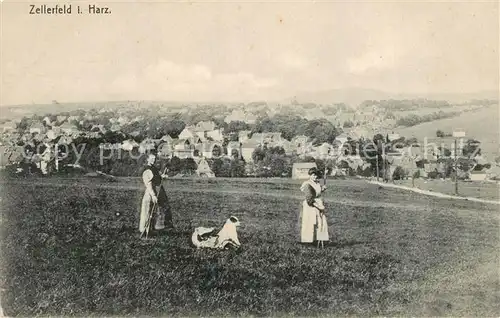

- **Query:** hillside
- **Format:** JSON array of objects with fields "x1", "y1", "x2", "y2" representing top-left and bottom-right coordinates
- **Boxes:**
[
  {"x1": 288, "y1": 88, "x2": 391, "y2": 107},
  {"x1": 1, "y1": 177, "x2": 498, "y2": 316},
  {"x1": 288, "y1": 88, "x2": 499, "y2": 108},
  {"x1": 394, "y1": 104, "x2": 499, "y2": 159}
]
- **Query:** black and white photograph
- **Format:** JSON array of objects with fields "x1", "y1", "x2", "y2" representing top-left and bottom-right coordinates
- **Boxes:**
[{"x1": 0, "y1": 0, "x2": 499, "y2": 316}]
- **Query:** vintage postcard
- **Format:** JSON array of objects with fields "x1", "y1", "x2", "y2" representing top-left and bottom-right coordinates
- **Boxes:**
[{"x1": 0, "y1": 0, "x2": 499, "y2": 316}]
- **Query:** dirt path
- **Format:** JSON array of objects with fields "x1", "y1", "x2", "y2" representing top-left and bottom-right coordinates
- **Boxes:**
[{"x1": 368, "y1": 181, "x2": 500, "y2": 205}]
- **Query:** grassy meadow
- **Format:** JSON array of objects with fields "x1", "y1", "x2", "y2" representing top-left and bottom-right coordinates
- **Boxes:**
[
  {"x1": 0, "y1": 177, "x2": 498, "y2": 316},
  {"x1": 389, "y1": 178, "x2": 500, "y2": 201},
  {"x1": 394, "y1": 104, "x2": 499, "y2": 160}
]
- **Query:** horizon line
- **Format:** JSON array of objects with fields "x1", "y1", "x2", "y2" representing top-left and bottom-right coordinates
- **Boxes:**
[{"x1": 1, "y1": 87, "x2": 498, "y2": 108}]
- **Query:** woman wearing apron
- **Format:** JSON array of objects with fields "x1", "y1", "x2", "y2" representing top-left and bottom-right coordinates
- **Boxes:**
[{"x1": 139, "y1": 153, "x2": 173, "y2": 236}]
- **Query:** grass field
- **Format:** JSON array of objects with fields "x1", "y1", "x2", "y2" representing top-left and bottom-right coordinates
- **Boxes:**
[
  {"x1": 394, "y1": 104, "x2": 499, "y2": 160},
  {"x1": 390, "y1": 178, "x2": 500, "y2": 201},
  {"x1": 0, "y1": 177, "x2": 499, "y2": 316}
]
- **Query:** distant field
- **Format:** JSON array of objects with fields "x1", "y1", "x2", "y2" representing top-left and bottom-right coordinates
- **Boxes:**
[
  {"x1": 394, "y1": 104, "x2": 499, "y2": 159},
  {"x1": 0, "y1": 177, "x2": 498, "y2": 316},
  {"x1": 392, "y1": 104, "x2": 480, "y2": 117},
  {"x1": 390, "y1": 178, "x2": 499, "y2": 201}
]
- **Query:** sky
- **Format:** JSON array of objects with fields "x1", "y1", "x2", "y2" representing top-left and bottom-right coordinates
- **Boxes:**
[{"x1": 1, "y1": 1, "x2": 498, "y2": 106}]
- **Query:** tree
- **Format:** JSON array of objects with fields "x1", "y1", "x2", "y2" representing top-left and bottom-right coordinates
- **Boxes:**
[
  {"x1": 438, "y1": 147, "x2": 452, "y2": 158},
  {"x1": 392, "y1": 166, "x2": 407, "y2": 180},
  {"x1": 252, "y1": 146, "x2": 266, "y2": 163},
  {"x1": 17, "y1": 117, "x2": 30, "y2": 132},
  {"x1": 436, "y1": 130, "x2": 445, "y2": 138},
  {"x1": 462, "y1": 139, "x2": 481, "y2": 158},
  {"x1": 212, "y1": 145, "x2": 222, "y2": 158},
  {"x1": 230, "y1": 159, "x2": 246, "y2": 177},
  {"x1": 343, "y1": 120, "x2": 354, "y2": 128},
  {"x1": 168, "y1": 156, "x2": 182, "y2": 175},
  {"x1": 181, "y1": 158, "x2": 198, "y2": 174},
  {"x1": 226, "y1": 121, "x2": 250, "y2": 134},
  {"x1": 309, "y1": 120, "x2": 339, "y2": 146},
  {"x1": 207, "y1": 158, "x2": 231, "y2": 177},
  {"x1": 231, "y1": 148, "x2": 240, "y2": 159}
]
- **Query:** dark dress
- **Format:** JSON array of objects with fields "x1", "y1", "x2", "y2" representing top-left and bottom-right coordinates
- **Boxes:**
[{"x1": 141, "y1": 165, "x2": 173, "y2": 231}]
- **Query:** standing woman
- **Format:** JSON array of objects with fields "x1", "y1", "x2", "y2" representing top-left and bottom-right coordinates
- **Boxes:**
[
  {"x1": 139, "y1": 153, "x2": 173, "y2": 236},
  {"x1": 299, "y1": 167, "x2": 329, "y2": 246}
]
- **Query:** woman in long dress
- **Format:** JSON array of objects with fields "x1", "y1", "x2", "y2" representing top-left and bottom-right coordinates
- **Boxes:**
[
  {"x1": 299, "y1": 167, "x2": 329, "y2": 246},
  {"x1": 139, "y1": 153, "x2": 173, "y2": 236}
]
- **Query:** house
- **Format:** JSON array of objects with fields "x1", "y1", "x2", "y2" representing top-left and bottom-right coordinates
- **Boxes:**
[
  {"x1": 50, "y1": 126, "x2": 62, "y2": 135},
  {"x1": 206, "y1": 129, "x2": 224, "y2": 142},
  {"x1": 486, "y1": 165, "x2": 500, "y2": 180},
  {"x1": 292, "y1": 162, "x2": 317, "y2": 179},
  {"x1": 227, "y1": 141, "x2": 241, "y2": 158},
  {"x1": 110, "y1": 123, "x2": 122, "y2": 132},
  {"x1": 275, "y1": 139, "x2": 293, "y2": 155},
  {"x1": 338, "y1": 155, "x2": 365, "y2": 171},
  {"x1": 195, "y1": 121, "x2": 216, "y2": 132},
  {"x1": 224, "y1": 109, "x2": 246, "y2": 124},
  {"x1": 55, "y1": 135, "x2": 73, "y2": 145},
  {"x1": 173, "y1": 139, "x2": 194, "y2": 158},
  {"x1": 335, "y1": 134, "x2": 349, "y2": 145},
  {"x1": 469, "y1": 170, "x2": 487, "y2": 181},
  {"x1": 178, "y1": 126, "x2": 196, "y2": 140},
  {"x1": 292, "y1": 135, "x2": 309, "y2": 148},
  {"x1": 402, "y1": 145, "x2": 423, "y2": 158},
  {"x1": 42, "y1": 116, "x2": 53, "y2": 126},
  {"x1": 245, "y1": 113, "x2": 257, "y2": 124},
  {"x1": 349, "y1": 126, "x2": 371, "y2": 139},
  {"x1": 196, "y1": 157, "x2": 215, "y2": 177},
  {"x1": 158, "y1": 141, "x2": 173, "y2": 158},
  {"x1": 193, "y1": 143, "x2": 204, "y2": 158},
  {"x1": 241, "y1": 140, "x2": 261, "y2": 162},
  {"x1": 201, "y1": 142, "x2": 223, "y2": 159},
  {"x1": 424, "y1": 161, "x2": 439, "y2": 174},
  {"x1": 139, "y1": 139, "x2": 157, "y2": 154},
  {"x1": 250, "y1": 132, "x2": 282, "y2": 145},
  {"x1": 118, "y1": 116, "x2": 129, "y2": 125},
  {"x1": 68, "y1": 115, "x2": 79, "y2": 123},
  {"x1": 317, "y1": 143, "x2": 333, "y2": 158},
  {"x1": 238, "y1": 130, "x2": 251, "y2": 142},
  {"x1": 387, "y1": 132, "x2": 400, "y2": 142},
  {"x1": 160, "y1": 134, "x2": 174, "y2": 143},
  {"x1": 33, "y1": 133, "x2": 46, "y2": 142},
  {"x1": 59, "y1": 122, "x2": 79, "y2": 135},
  {"x1": 194, "y1": 131, "x2": 208, "y2": 143},
  {"x1": 192, "y1": 135, "x2": 205, "y2": 146},
  {"x1": 6, "y1": 146, "x2": 27, "y2": 164},
  {"x1": 90, "y1": 124, "x2": 106, "y2": 135},
  {"x1": 56, "y1": 116, "x2": 68, "y2": 124},
  {"x1": 0, "y1": 121, "x2": 17, "y2": 132},
  {"x1": 0, "y1": 145, "x2": 10, "y2": 168},
  {"x1": 224, "y1": 109, "x2": 257, "y2": 124},
  {"x1": 99, "y1": 143, "x2": 122, "y2": 150},
  {"x1": 29, "y1": 123, "x2": 46, "y2": 134},
  {"x1": 122, "y1": 139, "x2": 139, "y2": 151}
]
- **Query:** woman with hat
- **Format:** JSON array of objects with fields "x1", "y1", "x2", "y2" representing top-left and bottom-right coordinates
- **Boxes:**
[{"x1": 298, "y1": 167, "x2": 329, "y2": 246}]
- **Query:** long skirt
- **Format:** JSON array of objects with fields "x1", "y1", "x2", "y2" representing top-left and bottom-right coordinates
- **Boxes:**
[
  {"x1": 300, "y1": 200, "x2": 319, "y2": 243},
  {"x1": 139, "y1": 185, "x2": 173, "y2": 233},
  {"x1": 298, "y1": 201, "x2": 329, "y2": 243}
]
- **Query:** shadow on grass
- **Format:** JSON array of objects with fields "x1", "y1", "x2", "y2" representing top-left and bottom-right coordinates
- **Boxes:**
[
  {"x1": 295, "y1": 239, "x2": 369, "y2": 250},
  {"x1": 330, "y1": 239, "x2": 371, "y2": 248}
]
